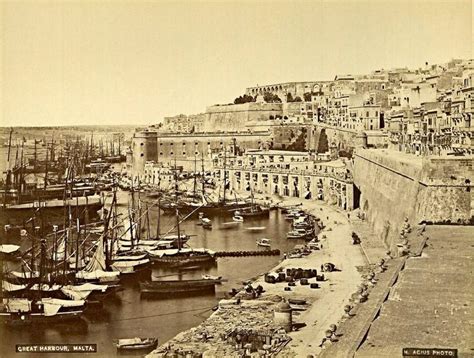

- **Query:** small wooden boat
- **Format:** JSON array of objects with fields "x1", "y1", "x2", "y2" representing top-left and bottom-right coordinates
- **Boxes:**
[
  {"x1": 232, "y1": 214, "x2": 244, "y2": 223},
  {"x1": 198, "y1": 213, "x2": 212, "y2": 228},
  {"x1": 0, "y1": 244, "x2": 21, "y2": 260},
  {"x1": 287, "y1": 229, "x2": 310, "y2": 239},
  {"x1": 256, "y1": 238, "x2": 271, "y2": 247},
  {"x1": 246, "y1": 226, "x2": 266, "y2": 232},
  {"x1": 116, "y1": 337, "x2": 158, "y2": 352},
  {"x1": 238, "y1": 205, "x2": 270, "y2": 218},
  {"x1": 220, "y1": 221, "x2": 239, "y2": 229},
  {"x1": 202, "y1": 274, "x2": 222, "y2": 281}
]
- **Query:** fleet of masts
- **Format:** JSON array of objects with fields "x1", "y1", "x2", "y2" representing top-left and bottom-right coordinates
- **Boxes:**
[
  {"x1": 0, "y1": 132, "x2": 220, "y2": 326},
  {"x1": 0, "y1": 130, "x2": 277, "y2": 326}
]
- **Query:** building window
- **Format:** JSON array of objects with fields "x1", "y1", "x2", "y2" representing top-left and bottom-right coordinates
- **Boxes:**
[
  {"x1": 140, "y1": 153, "x2": 144, "y2": 157},
  {"x1": 140, "y1": 143, "x2": 144, "y2": 146}
]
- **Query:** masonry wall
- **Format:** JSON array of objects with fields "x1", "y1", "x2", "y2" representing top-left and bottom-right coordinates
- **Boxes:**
[
  {"x1": 203, "y1": 103, "x2": 283, "y2": 132},
  {"x1": 353, "y1": 149, "x2": 473, "y2": 254},
  {"x1": 131, "y1": 131, "x2": 273, "y2": 173},
  {"x1": 131, "y1": 131, "x2": 158, "y2": 175}
]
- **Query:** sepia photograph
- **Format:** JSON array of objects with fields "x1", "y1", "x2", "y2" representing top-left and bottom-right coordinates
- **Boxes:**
[{"x1": 0, "y1": 1, "x2": 472, "y2": 357}]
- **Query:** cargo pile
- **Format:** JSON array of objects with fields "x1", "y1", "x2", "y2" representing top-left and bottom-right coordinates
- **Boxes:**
[{"x1": 148, "y1": 298, "x2": 292, "y2": 357}]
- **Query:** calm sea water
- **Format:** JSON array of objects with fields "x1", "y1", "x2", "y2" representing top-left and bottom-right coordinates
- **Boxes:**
[{"x1": 1, "y1": 194, "x2": 306, "y2": 358}]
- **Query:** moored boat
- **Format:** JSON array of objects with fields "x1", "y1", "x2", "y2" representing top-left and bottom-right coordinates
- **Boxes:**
[
  {"x1": 116, "y1": 337, "x2": 158, "y2": 352},
  {"x1": 256, "y1": 238, "x2": 271, "y2": 247},
  {"x1": 139, "y1": 278, "x2": 218, "y2": 297}
]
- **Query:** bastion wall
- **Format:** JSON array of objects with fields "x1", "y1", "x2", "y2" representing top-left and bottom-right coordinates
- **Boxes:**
[{"x1": 353, "y1": 149, "x2": 473, "y2": 254}]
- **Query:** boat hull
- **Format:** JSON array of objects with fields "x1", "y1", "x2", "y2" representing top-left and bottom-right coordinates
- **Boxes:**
[
  {"x1": 150, "y1": 254, "x2": 216, "y2": 268},
  {"x1": 139, "y1": 280, "x2": 216, "y2": 297},
  {"x1": 0, "y1": 310, "x2": 84, "y2": 326},
  {"x1": 160, "y1": 202, "x2": 248, "y2": 217}
]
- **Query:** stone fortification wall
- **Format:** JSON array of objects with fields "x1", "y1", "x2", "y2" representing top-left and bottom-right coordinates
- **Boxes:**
[
  {"x1": 353, "y1": 149, "x2": 473, "y2": 254},
  {"x1": 416, "y1": 157, "x2": 473, "y2": 223},
  {"x1": 131, "y1": 130, "x2": 158, "y2": 175},
  {"x1": 308, "y1": 125, "x2": 359, "y2": 152},
  {"x1": 131, "y1": 131, "x2": 273, "y2": 173},
  {"x1": 202, "y1": 103, "x2": 283, "y2": 132}
]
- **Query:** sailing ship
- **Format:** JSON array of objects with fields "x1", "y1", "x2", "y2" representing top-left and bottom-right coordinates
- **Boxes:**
[
  {"x1": 1, "y1": 131, "x2": 103, "y2": 228},
  {"x1": 0, "y1": 239, "x2": 86, "y2": 325},
  {"x1": 147, "y1": 166, "x2": 216, "y2": 268},
  {"x1": 102, "y1": 188, "x2": 151, "y2": 276},
  {"x1": 159, "y1": 153, "x2": 247, "y2": 217}
]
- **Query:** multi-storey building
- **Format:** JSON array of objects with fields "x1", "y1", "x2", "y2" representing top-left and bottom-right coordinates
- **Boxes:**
[{"x1": 214, "y1": 149, "x2": 355, "y2": 210}]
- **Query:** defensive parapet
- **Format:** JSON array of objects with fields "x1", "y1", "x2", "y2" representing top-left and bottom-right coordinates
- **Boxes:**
[{"x1": 353, "y1": 149, "x2": 473, "y2": 253}]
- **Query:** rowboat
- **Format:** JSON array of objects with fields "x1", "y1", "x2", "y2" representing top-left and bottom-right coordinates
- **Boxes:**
[
  {"x1": 232, "y1": 214, "x2": 244, "y2": 222},
  {"x1": 256, "y1": 238, "x2": 271, "y2": 247},
  {"x1": 246, "y1": 226, "x2": 266, "y2": 232},
  {"x1": 116, "y1": 337, "x2": 158, "y2": 352}
]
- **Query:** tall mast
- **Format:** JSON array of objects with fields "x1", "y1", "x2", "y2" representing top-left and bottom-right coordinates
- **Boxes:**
[
  {"x1": 44, "y1": 142, "x2": 49, "y2": 190},
  {"x1": 6, "y1": 128, "x2": 13, "y2": 169},
  {"x1": 39, "y1": 238, "x2": 47, "y2": 288},
  {"x1": 145, "y1": 203, "x2": 150, "y2": 240},
  {"x1": 193, "y1": 153, "x2": 197, "y2": 197},
  {"x1": 19, "y1": 140, "x2": 24, "y2": 195},
  {"x1": 223, "y1": 147, "x2": 227, "y2": 204},
  {"x1": 137, "y1": 181, "x2": 142, "y2": 243},
  {"x1": 176, "y1": 207, "x2": 181, "y2": 251},
  {"x1": 129, "y1": 181, "x2": 135, "y2": 249},
  {"x1": 3, "y1": 128, "x2": 13, "y2": 208},
  {"x1": 118, "y1": 134, "x2": 121, "y2": 157},
  {"x1": 201, "y1": 156, "x2": 205, "y2": 196},
  {"x1": 110, "y1": 188, "x2": 117, "y2": 269},
  {"x1": 75, "y1": 218, "x2": 80, "y2": 274},
  {"x1": 174, "y1": 162, "x2": 181, "y2": 251},
  {"x1": 104, "y1": 193, "x2": 110, "y2": 269},
  {"x1": 34, "y1": 138, "x2": 37, "y2": 174},
  {"x1": 156, "y1": 198, "x2": 161, "y2": 239},
  {"x1": 90, "y1": 132, "x2": 94, "y2": 158}
]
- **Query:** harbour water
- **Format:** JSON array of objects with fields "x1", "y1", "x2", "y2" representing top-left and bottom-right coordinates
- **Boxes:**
[{"x1": 1, "y1": 200, "x2": 308, "y2": 357}]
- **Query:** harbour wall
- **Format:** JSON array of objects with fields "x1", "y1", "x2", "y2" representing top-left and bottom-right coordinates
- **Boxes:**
[{"x1": 353, "y1": 149, "x2": 473, "y2": 253}]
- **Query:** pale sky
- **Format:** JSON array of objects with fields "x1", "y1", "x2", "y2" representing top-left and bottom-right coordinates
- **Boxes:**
[{"x1": 0, "y1": 0, "x2": 472, "y2": 127}]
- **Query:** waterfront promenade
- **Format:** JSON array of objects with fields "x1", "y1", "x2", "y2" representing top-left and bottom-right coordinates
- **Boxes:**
[{"x1": 148, "y1": 196, "x2": 373, "y2": 357}]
